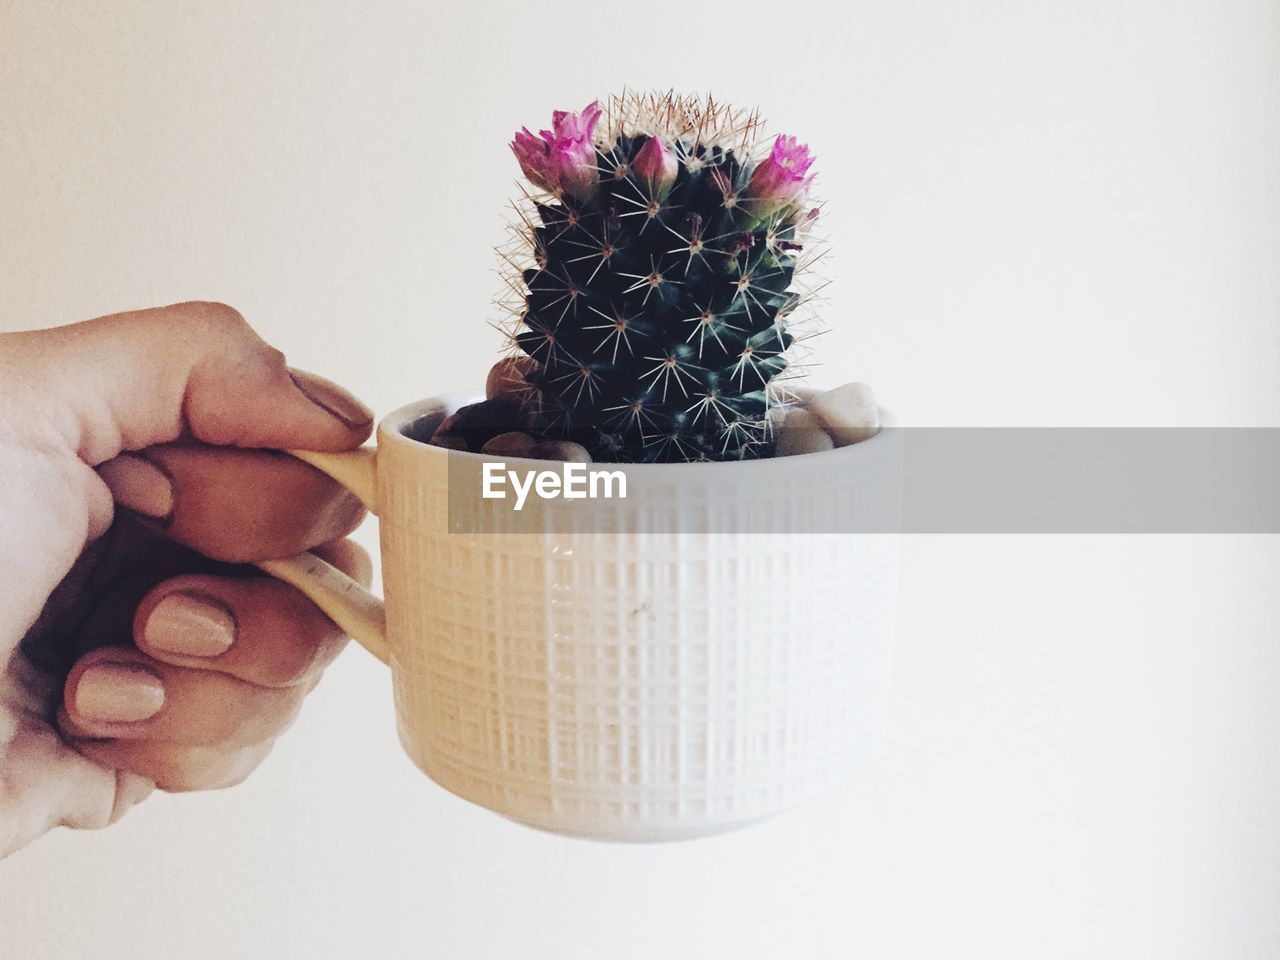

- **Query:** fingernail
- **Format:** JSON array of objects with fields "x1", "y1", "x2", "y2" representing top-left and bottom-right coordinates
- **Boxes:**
[
  {"x1": 98, "y1": 454, "x2": 174, "y2": 519},
  {"x1": 145, "y1": 593, "x2": 237, "y2": 657},
  {"x1": 289, "y1": 369, "x2": 374, "y2": 430},
  {"x1": 75, "y1": 663, "x2": 165, "y2": 724}
]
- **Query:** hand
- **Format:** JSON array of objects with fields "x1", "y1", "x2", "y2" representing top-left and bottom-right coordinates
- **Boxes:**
[{"x1": 0, "y1": 302, "x2": 374, "y2": 858}]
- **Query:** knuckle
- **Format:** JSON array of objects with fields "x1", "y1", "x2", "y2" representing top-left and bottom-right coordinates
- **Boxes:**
[
  {"x1": 262, "y1": 342, "x2": 287, "y2": 367},
  {"x1": 258, "y1": 344, "x2": 291, "y2": 380},
  {"x1": 171, "y1": 301, "x2": 263, "y2": 350},
  {"x1": 185, "y1": 300, "x2": 247, "y2": 328},
  {"x1": 151, "y1": 763, "x2": 214, "y2": 793},
  {"x1": 143, "y1": 751, "x2": 210, "y2": 792},
  {"x1": 154, "y1": 743, "x2": 273, "y2": 792},
  {"x1": 233, "y1": 333, "x2": 290, "y2": 385},
  {"x1": 215, "y1": 743, "x2": 275, "y2": 789}
]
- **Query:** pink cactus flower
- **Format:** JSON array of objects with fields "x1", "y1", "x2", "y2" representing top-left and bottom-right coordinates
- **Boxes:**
[
  {"x1": 632, "y1": 135, "x2": 678, "y2": 199},
  {"x1": 511, "y1": 130, "x2": 549, "y2": 185},
  {"x1": 511, "y1": 127, "x2": 556, "y2": 193},
  {"x1": 509, "y1": 101, "x2": 602, "y2": 200},
  {"x1": 746, "y1": 135, "x2": 816, "y2": 218}
]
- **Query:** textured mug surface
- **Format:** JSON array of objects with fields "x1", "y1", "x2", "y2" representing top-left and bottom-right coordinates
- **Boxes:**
[{"x1": 374, "y1": 393, "x2": 901, "y2": 841}]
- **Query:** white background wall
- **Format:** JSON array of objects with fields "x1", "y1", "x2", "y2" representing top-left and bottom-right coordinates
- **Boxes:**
[{"x1": 1, "y1": 1, "x2": 1277, "y2": 957}]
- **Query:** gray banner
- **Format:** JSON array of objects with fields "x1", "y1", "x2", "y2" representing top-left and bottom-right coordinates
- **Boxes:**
[{"x1": 444, "y1": 428, "x2": 1280, "y2": 533}]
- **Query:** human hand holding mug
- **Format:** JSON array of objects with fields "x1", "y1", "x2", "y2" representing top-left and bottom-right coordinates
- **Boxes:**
[{"x1": 0, "y1": 302, "x2": 374, "y2": 858}]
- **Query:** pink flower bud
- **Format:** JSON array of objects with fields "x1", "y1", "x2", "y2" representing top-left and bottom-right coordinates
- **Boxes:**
[
  {"x1": 631, "y1": 135, "x2": 678, "y2": 199},
  {"x1": 509, "y1": 101, "x2": 602, "y2": 201},
  {"x1": 511, "y1": 127, "x2": 556, "y2": 194},
  {"x1": 746, "y1": 135, "x2": 816, "y2": 219}
]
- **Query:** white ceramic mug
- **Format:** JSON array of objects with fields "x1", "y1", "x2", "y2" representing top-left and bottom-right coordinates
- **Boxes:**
[{"x1": 261, "y1": 391, "x2": 901, "y2": 841}]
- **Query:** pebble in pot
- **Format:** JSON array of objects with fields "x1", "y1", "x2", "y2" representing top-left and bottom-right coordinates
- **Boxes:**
[
  {"x1": 481, "y1": 431, "x2": 538, "y2": 457},
  {"x1": 430, "y1": 398, "x2": 522, "y2": 451},
  {"x1": 808, "y1": 382, "x2": 879, "y2": 446},
  {"x1": 530, "y1": 440, "x2": 592, "y2": 462},
  {"x1": 486, "y1": 357, "x2": 538, "y2": 402},
  {"x1": 774, "y1": 408, "x2": 835, "y2": 457},
  {"x1": 430, "y1": 434, "x2": 469, "y2": 451}
]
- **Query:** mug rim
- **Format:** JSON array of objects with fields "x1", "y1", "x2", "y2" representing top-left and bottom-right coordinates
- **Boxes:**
[{"x1": 377, "y1": 388, "x2": 895, "y2": 474}]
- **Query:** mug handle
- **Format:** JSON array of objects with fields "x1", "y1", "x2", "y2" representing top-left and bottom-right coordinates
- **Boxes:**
[{"x1": 253, "y1": 448, "x2": 392, "y2": 666}]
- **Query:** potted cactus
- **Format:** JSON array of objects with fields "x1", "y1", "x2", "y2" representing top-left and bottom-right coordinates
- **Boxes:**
[
  {"x1": 366, "y1": 92, "x2": 898, "y2": 839},
  {"x1": 432, "y1": 91, "x2": 877, "y2": 459}
]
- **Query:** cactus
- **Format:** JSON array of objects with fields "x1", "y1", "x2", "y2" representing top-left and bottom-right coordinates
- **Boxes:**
[{"x1": 499, "y1": 92, "x2": 824, "y2": 463}]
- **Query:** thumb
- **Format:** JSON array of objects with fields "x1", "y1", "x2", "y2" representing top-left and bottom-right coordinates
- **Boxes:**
[{"x1": 5, "y1": 301, "x2": 373, "y2": 465}]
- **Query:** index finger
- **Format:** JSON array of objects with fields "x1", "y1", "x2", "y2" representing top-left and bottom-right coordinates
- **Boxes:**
[{"x1": 5, "y1": 301, "x2": 373, "y2": 465}]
